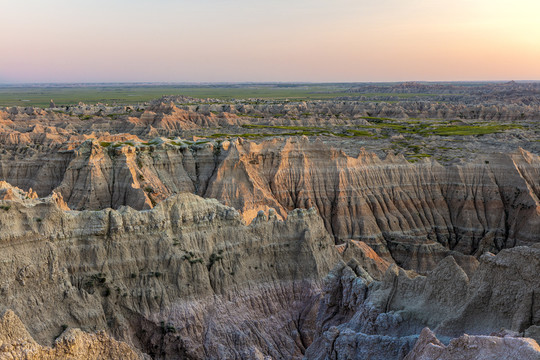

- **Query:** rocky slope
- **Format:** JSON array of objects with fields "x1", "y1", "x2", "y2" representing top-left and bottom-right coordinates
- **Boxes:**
[
  {"x1": 0, "y1": 93, "x2": 538, "y2": 359},
  {"x1": 0, "y1": 191, "x2": 339, "y2": 359},
  {"x1": 0, "y1": 137, "x2": 537, "y2": 274},
  {"x1": 304, "y1": 244, "x2": 540, "y2": 359},
  {"x1": 0, "y1": 184, "x2": 538, "y2": 359}
]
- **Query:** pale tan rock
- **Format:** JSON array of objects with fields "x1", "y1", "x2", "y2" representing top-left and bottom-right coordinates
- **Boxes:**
[
  {"x1": 404, "y1": 327, "x2": 540, "y2": 360},
  {"x1": 0, "y1": 181, "x2": 39, "y2": 201},
  {"x1": 0, "y1": 192, "x2": 340, "y2": 359},
  {"x1": 525, "y1": 325, "x2": 540, "y2": 345},
  {"x1": 0, "y1": 99, "x2": 537, "y2": 359},
  {"x1": 0, "y1": 134, "x2": 537, "y2": 275},
  {"x1": 0, "y1": 310, "x2": 140, "y2": 359}
]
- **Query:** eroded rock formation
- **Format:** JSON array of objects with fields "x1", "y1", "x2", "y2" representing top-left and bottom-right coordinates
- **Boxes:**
[
  {"x1": 0, "y1": 181, "x2": 538, "y2": 359},
  {"x1": 0, "y1": 137, "x2": 537, "y2": 274},
  {"x1": 0, "y1": 91, "x2": 538, "y2": 359},
  {"x1": 404, "y1": 327, "x2": 540, "y2": 360},
  {"x1": 0, "y1": 192, "x2": 339, "y2": 359},
  {"x1": 305, "y1": 245, "x2": 540, "y2": 359},
  {"x1": 0, "y1": 310, "x2": 140, "y2": 360}
]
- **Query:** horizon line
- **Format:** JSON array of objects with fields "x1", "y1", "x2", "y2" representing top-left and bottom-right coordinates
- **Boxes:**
[{"x1": 1, "y1": 80, "x2": 540, "y2": 86}]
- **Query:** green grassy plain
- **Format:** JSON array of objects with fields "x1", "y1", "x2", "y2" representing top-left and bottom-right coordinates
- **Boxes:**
[
  {"x1": 0, "y1": 84, "x2": 440, "y2": 108},
  {"x1": 0, "y1": 84, "x2": 356, "y2": 107}
]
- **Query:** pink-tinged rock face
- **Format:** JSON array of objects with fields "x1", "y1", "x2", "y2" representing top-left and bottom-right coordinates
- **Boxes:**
[{"x1": 0, "y1": 136, "x2": 538, "y2": 273}]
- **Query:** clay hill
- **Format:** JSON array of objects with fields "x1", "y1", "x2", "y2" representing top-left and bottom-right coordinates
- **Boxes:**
[{"x1": 0, "y1": 94, "x2": 538, "y2": 359}]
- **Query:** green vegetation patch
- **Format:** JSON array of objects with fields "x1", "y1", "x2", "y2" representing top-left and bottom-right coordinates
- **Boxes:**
[
  {"x1": 410, "y1": 153, "x2": 432, "y2": 158},
  {"x1": 241, "y1": 124, "x2": 325, "y2": 131},
  {"x1": 111, "y1": 141, "x2": 135, "y2": 148},
  {"x1": 206, "y1": 126, "x2": 374, "y2": 139},
  {"x1": 358, "y1": 117, "x2": 523, "y2": 137},
  {"x1": 430, "y1": 124, "x2": 523, "y2": 136}
]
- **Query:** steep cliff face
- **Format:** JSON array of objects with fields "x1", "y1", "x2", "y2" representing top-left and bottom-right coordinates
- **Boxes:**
[
  {"x1": 0, "y1": 193, "x2": 339, "y2": 359},
  {"x1": 305, "y1": 245, "x2": 540, "y2": 360},
  {"x1": 0, "y1": 184, "x2": 538, "y2": 359},
  {"x1": 214, "y1": 139, "x2": 539, "y2": 252},
  {"x1": 0, "y1": 137, "x2": 537, "y2": 273}
]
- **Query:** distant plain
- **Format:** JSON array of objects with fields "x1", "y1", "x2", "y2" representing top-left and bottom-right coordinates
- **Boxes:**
[{"x1": 0, "y1": 83, "x2": 447, "y2": 107}]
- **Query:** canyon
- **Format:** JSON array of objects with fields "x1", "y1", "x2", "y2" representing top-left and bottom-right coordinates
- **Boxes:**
[{"x1": 0, "y1": 86, "x2": 538, "y2": 359}]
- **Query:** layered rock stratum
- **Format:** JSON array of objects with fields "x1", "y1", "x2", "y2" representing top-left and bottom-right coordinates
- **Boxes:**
[
  {"x1": 0, "y1": 91, "x2": 538, "y2": 359},
  {"x1": 0, "y1": 190, "x2": 537, "y2": 359},
  {"x1": 0, "y1": 135, "x2": 537, "y2": 274},
  {"x1": 305, "y1": 244, "x2": 540, "y2": 359},
  {"x1": 0, "y1": 191, "x2": 341, "y2": 359}
]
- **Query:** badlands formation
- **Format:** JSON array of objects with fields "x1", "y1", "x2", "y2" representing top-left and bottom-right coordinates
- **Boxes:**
[{"x1": 0, "y1": 85, "x2": 538, "y2": 359}]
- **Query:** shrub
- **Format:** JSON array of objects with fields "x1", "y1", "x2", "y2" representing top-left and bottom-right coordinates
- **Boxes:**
[{"x1": 207, "y1": 252, "x2": 224, "y2": 270}]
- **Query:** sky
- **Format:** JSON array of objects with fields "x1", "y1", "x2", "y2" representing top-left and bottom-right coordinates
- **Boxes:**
[{"x1": 1, "y1": 0, "x2": 539, "y2": 83}]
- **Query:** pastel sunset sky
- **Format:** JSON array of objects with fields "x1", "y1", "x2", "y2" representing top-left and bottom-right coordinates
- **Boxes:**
[{"x1": 1, "y1": 0, "x2": 539, "y2": 83}]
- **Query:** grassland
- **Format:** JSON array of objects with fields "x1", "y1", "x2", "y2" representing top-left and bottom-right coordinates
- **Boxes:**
[
  {"x1": 430, "y1": 124, "x2": 523, "y2": 136},
  {"x1": 0, "y1": 84, "x2": 357, "y2": 107},
  {"x1": 0, "y1": 83, "x2": 442, "y2": 108}
]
